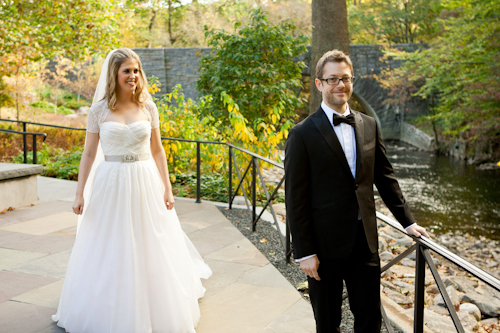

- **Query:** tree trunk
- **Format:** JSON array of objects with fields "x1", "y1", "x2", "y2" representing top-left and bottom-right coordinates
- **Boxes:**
[
  {"x1": 148, "y1": 9, "x2": 158, "y2": 48},
  {"x1": 54, "y1": 87, "x2": 58, "y2": 113},
  {"x1": 168, "y1": 0, "x2": 176, "y2": 45},
  {"x1": 309, "y1": 0, "x2": 350, "y2": 114},
  {"x1": 15, "y1": 66, "x2": 20, "y2": 120}
]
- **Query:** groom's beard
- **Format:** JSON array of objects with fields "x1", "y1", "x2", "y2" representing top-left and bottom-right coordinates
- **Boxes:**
[{"x1": 324, "y1": 89, "x2": 352, "y2": 109}]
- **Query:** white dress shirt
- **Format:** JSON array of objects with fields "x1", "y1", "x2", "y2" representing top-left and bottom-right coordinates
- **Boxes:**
[
  {"x1": 321, "y1": 102, "x2": 357, "y2": 178},
  {"x1": 295, "y1": 102, "x2": 415, "y2": 262}
]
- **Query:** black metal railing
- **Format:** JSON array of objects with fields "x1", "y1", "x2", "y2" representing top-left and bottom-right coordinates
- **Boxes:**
[
  {"x1": 0, "y1": 127, "x2": 47, "y2": 164},
  {"x1": 376, "y1": 212, "x2": 500, "y2": 333},
  {"x1": 3, "y1": 118, "x2": 499, "y2": 333},
  {"x1": 161, "y1": 136, "x2": 287, "y2": 251},
  {"x1": 0, "y1": 118, "x2": 85, "y2": 164}
]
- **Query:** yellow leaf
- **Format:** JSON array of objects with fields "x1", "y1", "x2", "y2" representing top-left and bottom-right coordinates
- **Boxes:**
[
  {"x1": 260, "y1": 238, "x2": 268, "y2": 243},
  {"x1": 271, "y1": 114, "x2": 277, "y2": 124}
]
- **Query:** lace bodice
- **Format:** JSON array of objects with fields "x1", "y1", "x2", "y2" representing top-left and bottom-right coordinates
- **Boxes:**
[{"x1": 86, "y1": 99, "x2": 159, "y2": 133}]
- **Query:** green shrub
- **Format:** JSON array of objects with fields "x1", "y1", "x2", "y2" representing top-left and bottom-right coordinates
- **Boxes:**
[
  {"x1": 57, "y1": 106, "x2": 74, "y2": 115},
  {"x1": 65, "y1": 100, "x2": 89, "y2": 110},
  {"x1": 30, "y1": 100, "x2": 55, "y2": 113},
  {"x1": 12, "y1": 144, "x2": 82, "y2": 180},
  {"x1": 174, "y1": 172, "x2": 229, "y2": 202}
]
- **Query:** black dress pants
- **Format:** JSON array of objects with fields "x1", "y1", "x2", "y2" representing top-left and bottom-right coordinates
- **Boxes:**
[{"x1": 307, "y1": 221, "x2": 381, "y2": 333}]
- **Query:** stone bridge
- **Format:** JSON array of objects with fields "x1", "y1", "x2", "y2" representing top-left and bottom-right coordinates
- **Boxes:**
[{"x1": 134, "y1": 44, "x2": 430, "y2": 144}]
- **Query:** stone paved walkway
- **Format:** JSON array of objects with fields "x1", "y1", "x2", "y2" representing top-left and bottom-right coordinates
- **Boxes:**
[{"x1": 0, "y1": 177, "x2": 315, "y2": 333}]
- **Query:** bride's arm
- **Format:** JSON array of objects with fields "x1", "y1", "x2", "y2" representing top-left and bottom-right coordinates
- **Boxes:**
[
  {"x1": 151, "y1": 128, "x2": 175, "y2": 210},
  {"x1": 73, "y1": 133, "x2": 99, "y2": 215}
]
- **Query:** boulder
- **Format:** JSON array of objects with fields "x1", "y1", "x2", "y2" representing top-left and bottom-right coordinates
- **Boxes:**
[
  {"x1": 387, "y1": 228, "x2": 405, "y2": 239},
  {"x1": 381, "y1": 268, "x2": 394, "y2": 278},
  {"x1": 428, "y1": 305, "x2": 450, "y2": 316},
  {"x1": 433, "y1": 286, "x2": 460, "y2": 310},
  {"x1": 459, "y1": 303, "x2": 482, "y2": 321},
  {"x1": 385, "y1": 289, "x2": 413, "y2": 305},
  {"x1": 401, "y1": 258, "x2": 416, "y2": 267},
  {"x1": 393, "y1": 280, "x2": 415, "y2": 292},
  {"x1": 272, "y1": 203, "x2": 286, "y2": 216},
  {"x1": 458, "y1": 310, "x2": 479, "y2": 331},
  {"x1": 426, "y1": 284, "x2": 440, "y2": 294},
  {"x1": 461, "y1": 290, "x2": 500, "y2": 317},
  {"x1": 480, "y1": 317, "x2": 499, "y2": 327},
  {"x1": 380, "y1": 251, "x2": 394, "y2": 261},
  {"x1": 378, "y1": 239, "x2": 387, "y2": 253},
  {"x1": 232, "y1": 196, "x2": 246, "y2": 205},
  {"x1": 77, "y1": 106, "x2": 90, "y2": 115},
  {"x1": 381, "y1": 279, "x2": 397, "y2": 291},
  {"x1": 422, "y1": 308, "x2": 473, "y2": 333},
  {"x1": 476, "y1": 284, "x2": 500, "y2": 301},
  {"x1": 394, "y1": 237, "x2": 413, "y2": 247}
]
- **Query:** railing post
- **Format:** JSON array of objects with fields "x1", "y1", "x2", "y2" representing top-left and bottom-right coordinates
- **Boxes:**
[
  {"x1": 414, "y1": 242, "x2": 426, "y2": 333},
  {"x1": 196, "y1": 142, "x2": 201, "y2": 203},
  {"x1": 23, "y1": 122, "x2": 27, "y2": 164},
  {"x1": 228, "y1": 146, "x2": 233, "y2": 209},
  {"x1": 32, "y1": 134, "x2": 37, "y2": 164},
  {"x1": 252, "y1": 157, "x2": 256, "y2": 231}
]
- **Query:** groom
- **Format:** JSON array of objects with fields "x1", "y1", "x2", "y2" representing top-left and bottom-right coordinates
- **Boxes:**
[{"x1": 284, "y1": 50, "x2": 428, "y2": 332}]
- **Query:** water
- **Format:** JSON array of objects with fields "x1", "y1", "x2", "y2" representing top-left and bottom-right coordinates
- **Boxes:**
[{"x1": 382, "y1": 142, "x2": 500, "y2": 239}]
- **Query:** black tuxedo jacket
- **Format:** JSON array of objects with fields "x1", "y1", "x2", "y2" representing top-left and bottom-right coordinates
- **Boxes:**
[{"x1": 284, "y1": 107, "x2": 416, "y2": 260}]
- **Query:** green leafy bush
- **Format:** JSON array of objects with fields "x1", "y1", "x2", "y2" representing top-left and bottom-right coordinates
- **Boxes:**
[
  {"x1": 57, "y1": 106, "x2": 74, "y2": 115},
  {"x1": 13, "y1": 144, "x2": 82, "y2": 180},
  {"x1": 64, "y1": 100, "x2": 89, "y2": 110},
  {"x1": 30, "y1": 100, "x2": 55, "y2": 113},
  {"x1": 197, "y1": 8, "x2": 307, "y2": 159}
]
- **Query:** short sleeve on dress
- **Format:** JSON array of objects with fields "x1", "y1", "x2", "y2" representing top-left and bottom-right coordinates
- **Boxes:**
[
  {"x1": 86, "y1": 106, "x2": 99, "y2": 133},
  {"x1": 146, "y1": 100, "x2": 160, "y2": 129}
]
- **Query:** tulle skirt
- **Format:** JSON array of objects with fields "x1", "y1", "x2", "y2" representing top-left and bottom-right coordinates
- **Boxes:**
[{"x1": 52, "y1": 159, "x2": 212, "y2": 333}]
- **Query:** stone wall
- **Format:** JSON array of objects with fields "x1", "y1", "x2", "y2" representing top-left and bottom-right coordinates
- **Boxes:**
[
  {"x1": 134, "y1": 44, "x2": 429, "y2": 141},
  {"x1": 134, "y1": 43, "x2": 426, "y2": 101},
  {"x1": 134, "y1": 47, "x2": 211, "y2": 102}
]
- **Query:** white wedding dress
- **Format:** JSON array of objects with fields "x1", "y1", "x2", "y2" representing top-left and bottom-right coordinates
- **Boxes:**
[{"x1": 52, "y1": 99, "x2": 212, "y2": 333}]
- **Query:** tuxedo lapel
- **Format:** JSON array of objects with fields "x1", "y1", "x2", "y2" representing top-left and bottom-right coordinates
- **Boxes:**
[
  {"x1": 311, "y1": 108, "x2": 352, "y2": 177},
  {"x1": 353, "y1": 110, "x2": 364, "y2": 180}
]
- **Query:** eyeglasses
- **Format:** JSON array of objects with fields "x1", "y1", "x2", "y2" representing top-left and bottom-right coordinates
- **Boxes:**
[{"x1": 319, "y1": 77, "x2": 355, "y2": 85}]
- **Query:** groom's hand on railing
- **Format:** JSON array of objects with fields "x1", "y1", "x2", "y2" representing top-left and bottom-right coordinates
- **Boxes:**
[
  {"x1": 407, "y1": 224, "x2": 430, "y2": 238},
  {"x1": 300, "y1": 256, "x2": 321, "y2": 281}
]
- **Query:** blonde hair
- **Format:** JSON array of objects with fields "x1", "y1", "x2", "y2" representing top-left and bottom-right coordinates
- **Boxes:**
[
  {"x1": 316, "y1": 50, "x2": 354, "y2": 79},
  {"x1": 103, "y1": 48, "x2": 149, "y2": 110}
]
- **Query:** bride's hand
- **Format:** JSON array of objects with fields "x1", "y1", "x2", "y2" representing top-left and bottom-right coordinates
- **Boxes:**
[
  {"x1": 164, "y1": 190, "x2": 175, "y2": 210},
  {"x1": 73, "y1": 195, "x2": 84, "y2": 215}
]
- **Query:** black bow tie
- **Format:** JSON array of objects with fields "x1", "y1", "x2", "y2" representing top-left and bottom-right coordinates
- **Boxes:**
[{"x1": 333, "y1": 113, "x2": 355, "y2": 127}]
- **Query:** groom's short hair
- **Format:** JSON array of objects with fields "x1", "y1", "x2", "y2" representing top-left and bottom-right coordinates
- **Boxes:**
[{"x1": 316, "y1": 50, "x2": 353, "y2": 79}]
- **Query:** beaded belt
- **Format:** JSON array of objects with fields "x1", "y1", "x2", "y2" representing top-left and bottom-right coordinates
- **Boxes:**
[{"x1": 104, "y1": 154, "x2": 150, "y2": 163}]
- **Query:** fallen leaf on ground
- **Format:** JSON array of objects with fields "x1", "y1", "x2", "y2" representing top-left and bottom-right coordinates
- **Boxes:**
[
  {"x1": 260, "y1": 238, "x2": 268, "y2": 243},
  {"x1": 297, "y1": 281, "x2": 309, "y2": 291}
]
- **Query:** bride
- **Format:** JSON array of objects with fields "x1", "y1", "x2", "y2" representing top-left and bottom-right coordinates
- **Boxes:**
[{"x1": 52, "y1": 48, "x2": 212, "y2": 333}]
